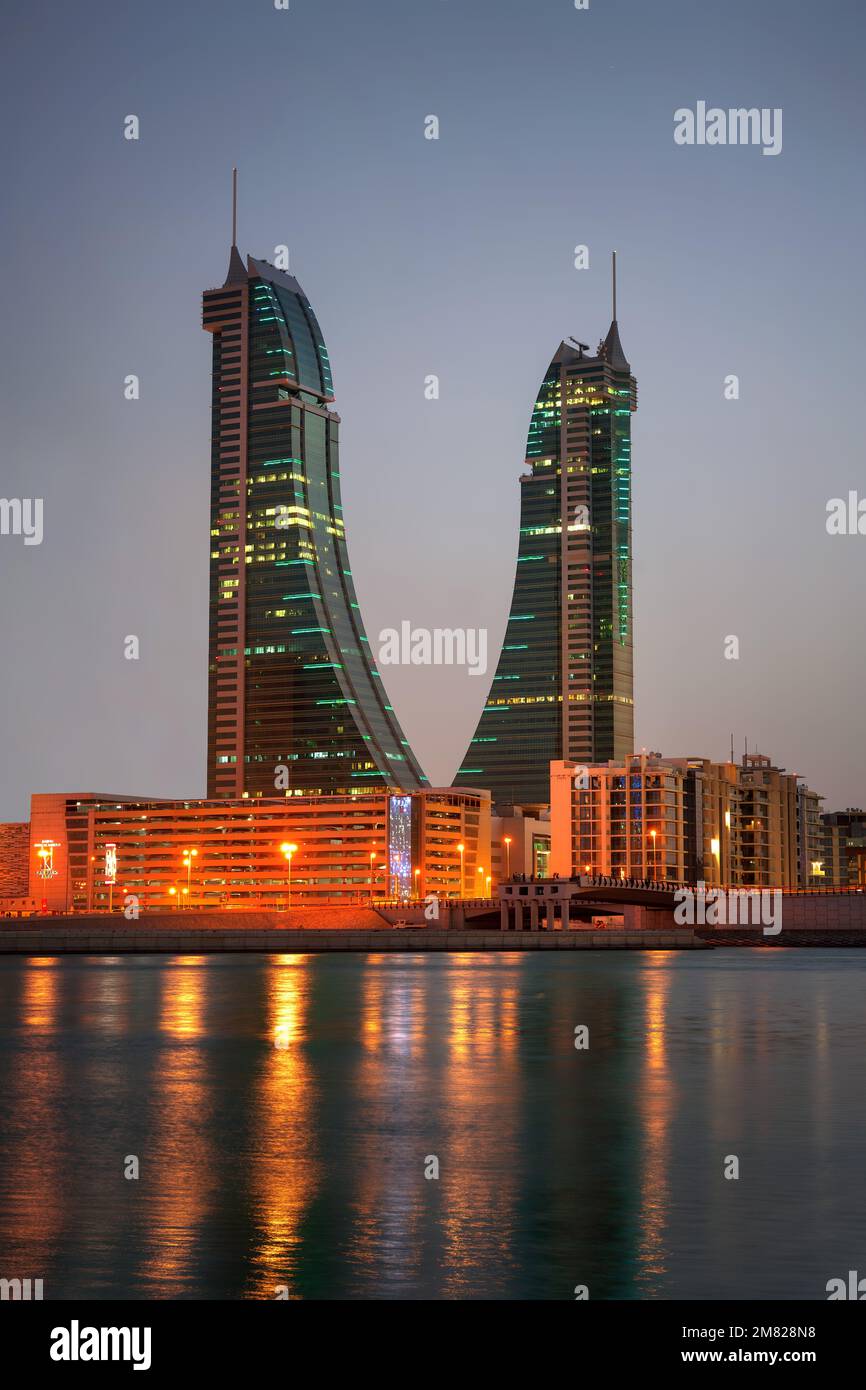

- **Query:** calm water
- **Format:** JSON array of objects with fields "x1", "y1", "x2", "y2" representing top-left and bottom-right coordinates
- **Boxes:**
[{"x1": 0, "y1": 950, "x2": 864, "y2": 1300}]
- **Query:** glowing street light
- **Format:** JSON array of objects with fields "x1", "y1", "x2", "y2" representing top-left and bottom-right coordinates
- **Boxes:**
[
  {"x1": 281, "y1": 842, "x2": 298, "y2": 908},
  {"x1": 649, "y1": 828, "x2": 657, "y2": 881},
  {"x1": 457, "y1": 842, "x2": 465, "y2": 898},
  {"x1": 182, "y1": 848, "x2": 198, "y2": 909},
  {"x1": 414, "y1": 867, "x2": 421, "y2": 898},
  {"x1": 486, "y1": 874, "x2": 491, "y2": 897},
  {"x1": 503, "y1": 835, "x2": 512, "y2": 878},
  {"x1": 168, "y1": 886, "x2": 179, "y2": 911}
]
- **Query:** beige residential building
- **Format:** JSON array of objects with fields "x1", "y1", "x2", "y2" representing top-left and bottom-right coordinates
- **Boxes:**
[
  {"x1": 490, "y1": 806, "x2": 551, "y2": 888},
  {"x1": 819, "y1": 809, "x2": 866, "y2": 887},
  {"x1": 551, "y1": 750, "x2": 825, "y2": 888}
]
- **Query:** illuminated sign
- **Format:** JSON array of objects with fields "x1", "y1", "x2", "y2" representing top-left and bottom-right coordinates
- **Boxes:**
[
  {"x1": 388, "y1": 795, "x2": 413, "y2": 899},
  {"x1": 35, "y1": 840, "x2": 59, "y2": 879},
  {"x1": 105, "y1": 844, "x2": 117, "y2": 885}
]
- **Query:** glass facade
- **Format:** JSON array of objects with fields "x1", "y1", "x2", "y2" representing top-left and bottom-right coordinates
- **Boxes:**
[
  {"x1": 454, "y1": 326, "x2": 637, "y2": 805},
  {"x1": 387, "y1": 794, "x2": 413, "y2": 899},
  {"x1": 204, "y1": 253, "x2": 426, "y2": 798}
]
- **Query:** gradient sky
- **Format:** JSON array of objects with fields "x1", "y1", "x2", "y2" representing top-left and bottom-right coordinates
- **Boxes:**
[{"x1": 1, "y1": 0, "x2": 864, "y2": 822}]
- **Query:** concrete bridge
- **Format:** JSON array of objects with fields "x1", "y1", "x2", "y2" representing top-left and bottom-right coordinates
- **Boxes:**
[
  {"x1": 376, "y1": 886, "x2": 677, "y2": 930},
  {"x1": 499, "y1": 878, "x2": 679, "y2": 931},
  {"x1": 498, "y1": 878, "x2": 866, "y2": 933}
]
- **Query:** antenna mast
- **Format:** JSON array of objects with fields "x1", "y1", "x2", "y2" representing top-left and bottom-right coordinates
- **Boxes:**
[
  {"x1": 612, "y1": 249, "x2": 617, "y2": 321},
  {"x1": 232, "y1": 167, "x2": 238, "y2": 247}
]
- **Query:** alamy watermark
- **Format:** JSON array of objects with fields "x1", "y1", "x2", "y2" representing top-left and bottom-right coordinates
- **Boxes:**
[
  {"x1": 0, "y1": 498, "x2": 43, "y2": 546},
  {"x1": 50, "y1": 1323, "x2": 151, "y2": 1371},
  {"x1": 826, "y1": 491, "x2": 866, "y2": 535},
  {"x1": 674, "y1": 102, "x2": 782, "y2": 157},
  {"x1": 1, "y1": 1276, "x2": 43, "y2": 1300},
  {"x1": 674, "y1": 882, "x2": 782, "y2": 935},
  {"x1": 827, "y1": 1270, "x2": 866, "y2": 1300},
  {"x1": 378, "y1": 622, "x2": 487, "y2": 677}
]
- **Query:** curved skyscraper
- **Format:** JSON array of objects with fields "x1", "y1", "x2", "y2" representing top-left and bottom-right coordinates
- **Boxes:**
[
  {"x1": 454, "y1": 259, "x2": 637, "y2": 806},
  {"x1": 203, "y1": 223, "x2": 426, "y2": 798}
]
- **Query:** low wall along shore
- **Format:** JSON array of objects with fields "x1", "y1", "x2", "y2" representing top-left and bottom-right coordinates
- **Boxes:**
[
  {"x1": 1, "y1": 895, "x2": 864, "y2": 953},
  {"x1": 0, "y1": 907, "x2": 709, "y2": 953}
]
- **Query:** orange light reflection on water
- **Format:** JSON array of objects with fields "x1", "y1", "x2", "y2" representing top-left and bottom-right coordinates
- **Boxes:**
[
  {"x1": 248, "y1": 955, "x2": 319, "y2": 1298},
  {"x1": 139, "y1": 958, "x2": 213, "y2": 1295},
  {"x1": 635, "y1": 954, "x2": 674, "y2": 1293}
]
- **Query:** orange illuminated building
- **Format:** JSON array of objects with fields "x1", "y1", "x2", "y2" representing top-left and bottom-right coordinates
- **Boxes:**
[{"x1": 16, "y1": 789, "x2": 490, "y2": 912}]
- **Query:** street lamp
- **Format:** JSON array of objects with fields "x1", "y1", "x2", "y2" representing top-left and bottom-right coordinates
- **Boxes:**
[
  {"x1": 504, "y1": 835, "x2": 512, "y2": 878},
  {"x1": 649, "y1": 829, "x2": 657, "y2": 881},
  {"x1": 182, "y1": 848, "x2": 198, "y2": 909},
  {"x1": 486, "y1": 874, "x2": 491, "y2": 897},
  {"x1": 414, "y1": 867, "x2": 421, "y2": 898},
  {"x1": 168, "y1": 886, "x2": 178, "y2": 911},
  {"x1": 281, "y1": 842, "x2": 298, "y2": 908},
  {"x1": 369, "y1": 849, "x2": 376, "y2": 902},
  {"x1": 457, "y1": 842, "x2": 465, "y2": 898}
]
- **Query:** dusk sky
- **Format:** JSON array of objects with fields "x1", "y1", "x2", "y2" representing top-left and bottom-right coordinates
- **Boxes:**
[{"x1": 1, "y1": 0, "x2": 864, "y2": 820}]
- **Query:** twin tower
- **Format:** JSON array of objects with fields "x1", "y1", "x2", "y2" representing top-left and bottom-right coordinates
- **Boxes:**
[{"x1": 203, "y1": 226, "x2": 637, "y2": 806}]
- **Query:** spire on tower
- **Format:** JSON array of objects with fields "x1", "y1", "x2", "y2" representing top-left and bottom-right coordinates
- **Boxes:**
[
  {"x1": 612, "y1": 249, "x2": 617, "y2": 322},
  {"x1": 224, "y1": 166, "x2": 247, "y2": 286},
  {"x1": 597, "y1": 249, "x2": 630, "y2": 370}
]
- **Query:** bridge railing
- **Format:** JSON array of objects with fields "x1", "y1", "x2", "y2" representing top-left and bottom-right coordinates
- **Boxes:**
[
  {"x1": 501, "y1": 876, "x2": 686, "y2": 893},
  {"x1": 500, "y1": 876, "x2": 865, "y2": 896},
  {"x1": 374, "y1": 897, "x2": 496, "y2": 908}
]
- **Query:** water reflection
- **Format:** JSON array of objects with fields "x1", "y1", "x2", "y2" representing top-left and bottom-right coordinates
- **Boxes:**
[
  {"x1": 635, "y1": 955, "x2": 673, "y2": 1294},
  {"x1": 0, "y1": 960, "x2": 66, "y2": 1265},
  {"x1": 0, "y1": 951, "x2": 864, "y2": 1299},
  {"x1": 133, "y1": 961, "x2": 211, "y2": 1294},
  {"x1": 247, "y1": 957, "x2": 319, "y2": 1298}
]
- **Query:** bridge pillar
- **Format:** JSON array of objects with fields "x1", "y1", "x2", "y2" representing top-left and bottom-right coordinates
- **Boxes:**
[
  {"x1": 560, "y1": 898, "x2": 570, "y2": 931},
  {"x1": 622, "y1": 904, "x2": 650, "y2": 931},
  {"x1": 513, "y1": 900, "x2": 524, "y2": 931},
  {"x1": 529, "y1": 899, "x2": 539, "y2": 931},
  {"x1": 500, "y1": 901, "x2": 510, "y2": 931}
]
